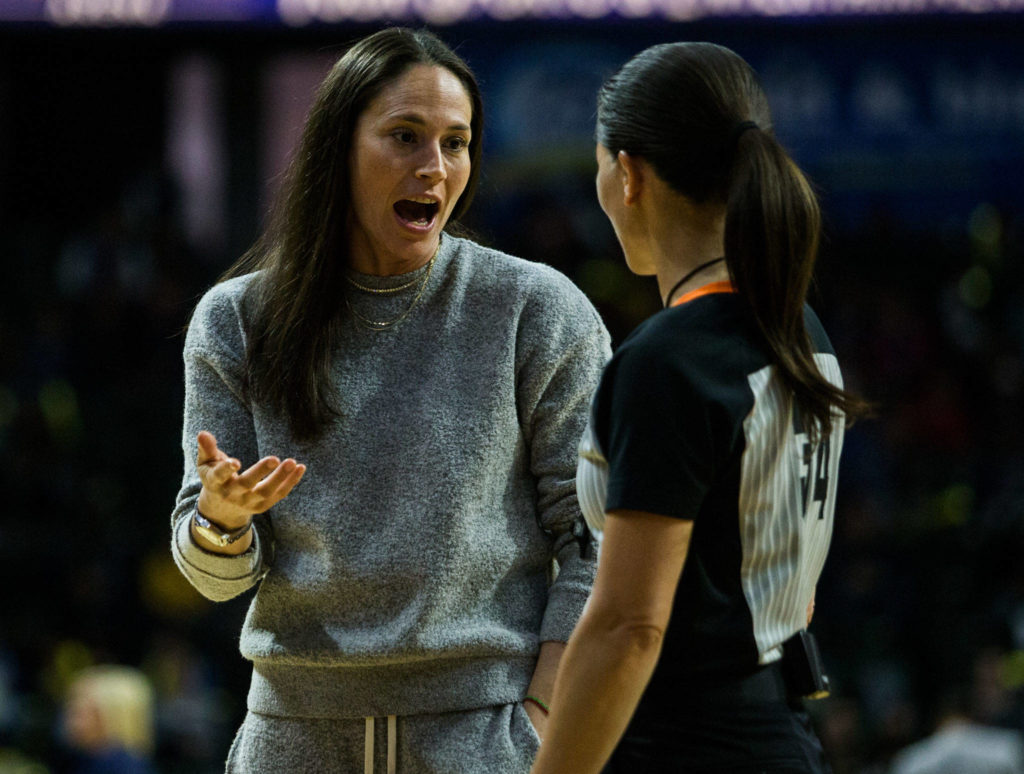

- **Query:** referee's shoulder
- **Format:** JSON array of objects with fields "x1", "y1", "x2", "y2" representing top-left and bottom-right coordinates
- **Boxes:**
[
  {"x1": 611, "y1": 299, "x2": 748, "y2": 390},
  {"x1": 625, "y1": 298, "x2": 733, "y2": 352}
]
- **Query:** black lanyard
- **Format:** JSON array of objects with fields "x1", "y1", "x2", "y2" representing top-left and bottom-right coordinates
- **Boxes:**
[{"x1": 663, "y1": 256, "x2": 726, "y2": 307}]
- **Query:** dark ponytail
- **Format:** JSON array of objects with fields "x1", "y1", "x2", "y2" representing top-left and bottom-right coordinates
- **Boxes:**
[
  {"x1": 725, "y1": 128, "x2": 868, "y2": 441},
  {"x1": 597, "y1": 42, "x2": 869, "y2": 441}
]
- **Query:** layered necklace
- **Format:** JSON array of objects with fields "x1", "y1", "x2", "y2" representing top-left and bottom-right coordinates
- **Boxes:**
[{"x1": 344, "y1": 245, "x2": 439, "y2": 331}]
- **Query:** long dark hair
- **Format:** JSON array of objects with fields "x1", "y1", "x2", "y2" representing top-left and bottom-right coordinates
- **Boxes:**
[
  {"x1": 213, "y1": 27, "x2": 483, "y2": 442},
  {"x1": 597, "y1": 42, "x2": 869, "y2": 440}
]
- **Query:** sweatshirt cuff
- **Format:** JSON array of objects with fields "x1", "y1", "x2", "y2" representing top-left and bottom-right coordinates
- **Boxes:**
[{"x1": 172, "y1": 512, "x2": 264, "y2": 583}]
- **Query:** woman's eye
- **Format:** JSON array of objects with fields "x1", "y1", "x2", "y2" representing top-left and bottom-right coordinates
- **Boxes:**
[
  {"x1": 445, "y1": 137, "x2": 468, "y2": 151},
  {"x1": 393, "y1": 130, "x2": 416, "y2": 144}
]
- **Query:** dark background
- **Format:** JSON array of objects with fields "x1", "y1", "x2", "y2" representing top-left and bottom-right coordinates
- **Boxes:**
[{"x1": 2, "y1": 9, "x2": 1024, "y2": 773}]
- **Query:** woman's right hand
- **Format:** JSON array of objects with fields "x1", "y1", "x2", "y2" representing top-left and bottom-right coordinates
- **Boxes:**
[{"x1": 195, "y1": 430, "x2": 307, "y2": 529}]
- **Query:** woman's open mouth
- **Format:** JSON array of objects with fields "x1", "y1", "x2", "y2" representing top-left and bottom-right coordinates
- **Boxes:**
[{"x1": 394, "y1": 197, "x2": 440, "y2": 229}]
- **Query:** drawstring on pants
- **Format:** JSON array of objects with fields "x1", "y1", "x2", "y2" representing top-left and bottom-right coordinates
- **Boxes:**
[{"x1": 364, "y1": 715, "x2": 397, "y2": 774}]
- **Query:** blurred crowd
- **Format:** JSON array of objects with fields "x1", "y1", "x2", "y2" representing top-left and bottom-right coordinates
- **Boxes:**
[{"x1": 2, "y1": 36, "x2": 1024, "y2": 774}]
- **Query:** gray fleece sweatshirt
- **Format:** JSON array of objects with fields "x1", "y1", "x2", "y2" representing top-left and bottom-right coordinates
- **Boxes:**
[{"x1": 171, "y1": 235, "x2": 611, "y2": 720}]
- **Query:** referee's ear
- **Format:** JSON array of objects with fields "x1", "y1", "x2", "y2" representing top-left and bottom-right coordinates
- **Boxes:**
[{"x1": 618, "y1": 150, "x2": 645, "y2": 206}]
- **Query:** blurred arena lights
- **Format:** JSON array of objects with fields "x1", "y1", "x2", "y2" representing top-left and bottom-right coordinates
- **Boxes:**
[
  {"x1": 278, "y1": 0, "x2": 1024, "y2": 21},
  {"x1": 43, "y1": 0, "x2": 172, "y2": 25},
  {"x1": 0, "y1": 0, "x2": 1020, "y2": 24}
]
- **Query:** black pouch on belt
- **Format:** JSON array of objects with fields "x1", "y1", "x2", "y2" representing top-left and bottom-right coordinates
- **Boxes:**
[{"x1": 781, "y1": 630, "x2": 831, "y2": 699}]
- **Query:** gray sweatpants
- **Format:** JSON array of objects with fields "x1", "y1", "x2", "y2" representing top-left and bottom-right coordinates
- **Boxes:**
[{"x1": 226, "y1": 702, "x2": 541, "y2": 774}]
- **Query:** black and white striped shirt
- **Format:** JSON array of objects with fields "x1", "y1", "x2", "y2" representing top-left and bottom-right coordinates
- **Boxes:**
[{"x1": 577, "y1": 287, "x2": 844, "y2": 700}]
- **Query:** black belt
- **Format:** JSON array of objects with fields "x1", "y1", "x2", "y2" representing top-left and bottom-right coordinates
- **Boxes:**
[
  {"x1": 638, "y1": 632, "x2": 831, "y2": 711},
  {"x1": 701, "y1": 661, "x2": 792, "y2": 704},
  {"x1": 687, "y1": 631, "x2": 831, "y2": 703},
  {"x1": 634, "y1": 661, "x2": 791, "y2": 714},
  {"x1": 714, "y1": 661, "x2": 792, "y2": 703}
]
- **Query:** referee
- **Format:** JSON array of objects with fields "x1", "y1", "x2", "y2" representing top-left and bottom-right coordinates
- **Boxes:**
[{"x1": 531, "y1": 42, "x2": 870, "y2": 774}]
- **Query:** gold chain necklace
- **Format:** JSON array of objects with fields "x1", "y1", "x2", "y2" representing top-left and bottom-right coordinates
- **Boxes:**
[
  {"x1": 345, "y1": 273, "x2": 421, "y2": 295},
  {"x1": 344, "y1": 249, "x2": 437, "y2": 331}
]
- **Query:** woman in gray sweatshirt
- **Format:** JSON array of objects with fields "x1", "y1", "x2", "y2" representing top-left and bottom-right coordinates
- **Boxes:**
[{"x1": 170, "y1": 27, "x2": 610, "y2": 774}]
